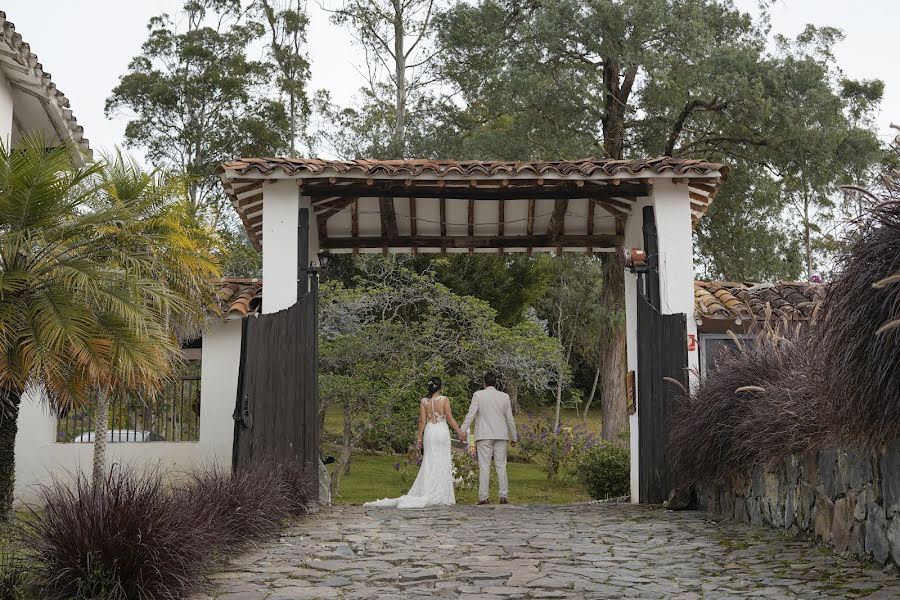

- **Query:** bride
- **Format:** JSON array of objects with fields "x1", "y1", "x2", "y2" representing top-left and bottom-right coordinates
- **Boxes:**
[{"x1": 365, "y1": 377, "x2": 464, "y2": 508}]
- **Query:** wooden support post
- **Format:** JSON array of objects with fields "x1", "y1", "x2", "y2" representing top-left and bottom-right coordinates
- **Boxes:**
[{"x1": 298, "y1": 206, "x2": 309, "y2": 299}]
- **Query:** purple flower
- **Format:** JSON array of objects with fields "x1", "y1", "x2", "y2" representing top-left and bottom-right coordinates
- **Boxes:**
[
  {"x1": 415, "y1": 457, "x2": 423, "y2": 466},
  {"x1": 393, "y1": 462, "x2": 401, "y2": 471}
]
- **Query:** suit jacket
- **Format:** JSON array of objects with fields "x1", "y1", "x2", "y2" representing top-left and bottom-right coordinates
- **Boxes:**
[{"x1": 460, "y1": 386, "x2": 518, "y2": 442}]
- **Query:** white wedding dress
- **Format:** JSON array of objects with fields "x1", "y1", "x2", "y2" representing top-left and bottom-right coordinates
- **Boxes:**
[{"x1": 365, "y1": 396, "x2": 455, "y2": 508}]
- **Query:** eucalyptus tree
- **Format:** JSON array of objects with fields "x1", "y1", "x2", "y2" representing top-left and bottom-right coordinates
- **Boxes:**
[
  {"x1": 323, "y1": 0, "x2": 443, "y2": 158},
  {"x1": 259, "y1": 0, "x2": 313, "y2": 156},
  {"x1": 106, "y1": 0, "x2": 293, "y2": 220}
]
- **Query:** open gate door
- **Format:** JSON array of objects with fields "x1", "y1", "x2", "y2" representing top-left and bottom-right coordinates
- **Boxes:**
[
  {"x1": 636, "y1": 294, "x2": 687, "y2": 503},
  {"x1": 232, "y1": 276, "x2": 319, "y2": 486},
  {"x1": 634, "y1": 204, "x2": 688, "y2": 504}
]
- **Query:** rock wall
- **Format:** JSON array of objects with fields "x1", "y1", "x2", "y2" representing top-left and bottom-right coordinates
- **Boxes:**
[{"x1": 697, "y1": 440, "x2": 900, "y2": 566}]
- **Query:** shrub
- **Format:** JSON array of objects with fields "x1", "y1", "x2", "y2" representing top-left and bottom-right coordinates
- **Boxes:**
[
  {"x1": 517, "y1": 416, "x2": 601, "y2": 480},
  {"x1": 24, "y1": 467, "x2": 214, "y2": 600},
  {"x1": 578, "y1": 442, "x2": 630, "y2": 500}
]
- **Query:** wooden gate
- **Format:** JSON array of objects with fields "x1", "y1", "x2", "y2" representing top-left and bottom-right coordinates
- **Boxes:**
[
  {"x1": 636, "y1": 293, "x2": 687, "y2": 504},
  {"x1": 232, "y1": 276, "x2": 319, "y2": 484}
]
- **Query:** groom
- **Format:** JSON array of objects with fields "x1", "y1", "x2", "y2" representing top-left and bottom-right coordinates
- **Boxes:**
[{"x1": 460, "y1": 372, "x2": 518, "y2": 505}]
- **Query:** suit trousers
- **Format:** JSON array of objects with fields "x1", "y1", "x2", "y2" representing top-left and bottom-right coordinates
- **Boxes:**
[{"x1": 476, "y1": 439, "x2": 508, "y2": 501}]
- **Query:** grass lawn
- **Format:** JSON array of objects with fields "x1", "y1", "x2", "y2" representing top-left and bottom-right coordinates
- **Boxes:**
[
  {"x1": 323, "y1": 403, "x2": 605, "y2": 505},
  {"x1": 328, "y1": 450, "x2": 590, "y2": 505}
]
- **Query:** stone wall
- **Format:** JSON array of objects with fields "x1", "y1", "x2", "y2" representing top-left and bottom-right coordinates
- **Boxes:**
[{"x1": 697, "y1": 440, "x2": 900, "y2": 566}]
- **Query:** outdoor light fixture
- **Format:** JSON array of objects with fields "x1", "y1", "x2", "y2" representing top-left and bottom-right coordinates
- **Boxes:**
[
  {"x1": 622, "y1": 247, "x2": 648, "y2": 273},
  {"x1": 317, "y1": 251, "x2": 333, "y2": 269}
]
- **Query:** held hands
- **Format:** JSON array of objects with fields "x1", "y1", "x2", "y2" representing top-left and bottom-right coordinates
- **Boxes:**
[{"x1": 458, "y1": 431, "x2": 467, "y2": 443}]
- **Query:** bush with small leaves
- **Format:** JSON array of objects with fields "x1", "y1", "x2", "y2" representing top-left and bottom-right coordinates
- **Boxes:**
[{"x1": 577, "y1": 442, "x2": 630, "y2": 500}]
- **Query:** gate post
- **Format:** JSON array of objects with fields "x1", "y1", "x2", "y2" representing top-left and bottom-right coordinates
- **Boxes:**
[{"x1": 623, "y1": 180, "x2": 699, "y2": 503}]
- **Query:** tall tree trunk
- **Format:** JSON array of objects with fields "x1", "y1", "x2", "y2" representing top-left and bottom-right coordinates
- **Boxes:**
[
  {"x1": 0, "y1": 390, "x2": 21, "y2": 520},
  {"x1": 600, "y1": 252, "x2": 629, "y2": 445},
  {"x1": 597, "y1": 56, "x2": 633, "y2": 445},
  {"x1": 803, "y1": 194, "x2": 812, "y2": 280},
  {"x1": 92, "y1": 391, "x2": 110, "y2": 488},
  {"x1": 393, "y1": 0, "x2": 407, "y2": 154},
  {"x1": 339, "y1": 403, "x2": 353, "y2": 476},
  {"x1": 330, "y1": 403, "x2": 354, "y2": 499},
  {"x1": 581, "y1": 356, "x2": 602, "y2": 420},
  {"x1": 600, "y1": 325, "x2": 628, "y2": 445},
  {"x1": 509, "y1": 382, "x2": 519, "y2": 415},
  {"x1": 289, "y1": 95, "x2": 297, "y2": 157}
]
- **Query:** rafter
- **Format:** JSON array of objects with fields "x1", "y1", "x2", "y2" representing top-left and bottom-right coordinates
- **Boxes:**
[{"x1": 321, "y1": 234, "x2": 623, "y2": 251}]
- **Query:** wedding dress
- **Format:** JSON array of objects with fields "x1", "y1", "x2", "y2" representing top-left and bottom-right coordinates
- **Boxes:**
[{"x1": 365, "y1": 396, "x2": 455, "y2": 508}]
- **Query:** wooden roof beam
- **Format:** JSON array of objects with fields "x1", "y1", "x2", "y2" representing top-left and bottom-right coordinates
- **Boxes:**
[
  {"x1": 320, "y1": 234, "x2": 623, "y2": 250},
  {"x1": 301, "y1": 182, "x2": 651, "y2": 201}
]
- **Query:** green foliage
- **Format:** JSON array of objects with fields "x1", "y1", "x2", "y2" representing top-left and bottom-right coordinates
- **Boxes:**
[
  {"x1": 577, "y1": 442, "x2": 631, "y2": 500},
  {"x1": 431, "y1": 0, "x2": 884, "y2": 279},
  {"x1": 418, "y1": 254, "x2": 552, "y2": 326},
  {"x1": 319, "y1": 258, "x2": 563, "y2": 467},
  {"x1": 0, "y1": 138, "x2": 221, "y2": 513},
  {"x1": 106, "y1": 0, "x2": 295, "y2": 214},
  {"x1": 0, "y1": 548, "x2": 29, "y2": 600},
  {"x1": 517, "y1": 417, "x2": 601, "y2": 482},
  {"x1": 258, "y1": 0, "x2": 312, "y2": 156}
]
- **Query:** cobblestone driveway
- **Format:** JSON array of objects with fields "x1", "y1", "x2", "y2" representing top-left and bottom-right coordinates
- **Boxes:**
[{"x1": 205, "y1": 504, "x2": 899, "y2": 599}]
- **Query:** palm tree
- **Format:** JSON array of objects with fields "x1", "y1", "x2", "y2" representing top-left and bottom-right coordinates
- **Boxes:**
[
  {"x1": 0, "y1": 138, "x2": 218, "y2": 517},
  {"x1": 88, "y1": 152, "x2": 219, "y2": 485}
]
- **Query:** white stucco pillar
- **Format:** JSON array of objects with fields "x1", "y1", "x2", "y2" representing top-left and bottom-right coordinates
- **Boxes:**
[
  {"x1": 623, "y1": 179, "x2": 698, "y2": 503},
  {"x1": 0, "y1": 70, "x2": 15, "y2": 149},
  {"x1": 261, "y1": 180, "x2": 319, "y2": 314}
]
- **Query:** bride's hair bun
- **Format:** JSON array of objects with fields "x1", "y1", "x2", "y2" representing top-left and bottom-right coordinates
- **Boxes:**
[{"x1": 426, "y1": 376, "x2": 442, "y2": 397}]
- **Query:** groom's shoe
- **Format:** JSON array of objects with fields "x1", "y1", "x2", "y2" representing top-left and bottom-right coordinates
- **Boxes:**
[
  {"x1": 477, "y1": 499, "x2": 490, "y2": 505},
  {"x1": 499, "y1": 497, "x2": 509, "y2": 505}
]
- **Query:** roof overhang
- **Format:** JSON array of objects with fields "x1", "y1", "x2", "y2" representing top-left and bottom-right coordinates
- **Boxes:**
[
  {"x1": 219, "y1": 157, "x2": 728, "y2": 254},
  {"x1": 0, "y1": 12, "x2": 91, "y2": 165}
]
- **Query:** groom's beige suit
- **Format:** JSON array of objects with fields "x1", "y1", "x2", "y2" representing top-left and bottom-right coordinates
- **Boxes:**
[{"x1": 460, "y1": 386, "x2": 518, "y2": 502}]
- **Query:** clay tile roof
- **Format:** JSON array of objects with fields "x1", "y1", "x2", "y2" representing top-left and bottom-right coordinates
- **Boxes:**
[
  {"x1": 0, "y1": 12, "x2": 91, "y2": 162},
  {"x1": 217, "y1": 279, "x2": 262, "y2": 317},
  {"x1": 220, "y1": 156, "x2": 728, "y2": 179},
  {"x1": 694, "y1": 281, "x2": 825, "y2": 322}
]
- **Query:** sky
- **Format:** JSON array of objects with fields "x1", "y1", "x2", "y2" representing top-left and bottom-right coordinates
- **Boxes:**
[{"x1": 3, "y1": 0, "x2": 898, "y2": 159}]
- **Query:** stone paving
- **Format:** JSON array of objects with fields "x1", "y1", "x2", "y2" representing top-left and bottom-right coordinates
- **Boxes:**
[{"x1": 203, "y1": 504, "x2": 900, "y2": 599}]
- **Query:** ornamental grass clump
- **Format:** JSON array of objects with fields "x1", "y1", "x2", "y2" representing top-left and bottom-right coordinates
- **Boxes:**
[
  {"x1": 24, "y1": 467, "x2": 214, "y2": 600},
  {"x1": 821, "y1": 199, "x2": 900, "y2": 447},
  {"x1": 669, "y1": 322, "x2": 826, "y2": 484},
  {"x1": 24, "y1": 462, "x2": 315, "y2": 600},
  {"x1": 176, "y1": 463, "x2": 291, "y2": 553},
  {"x1": 0, "y1": 549, "x2": 30, "y2": 600}
]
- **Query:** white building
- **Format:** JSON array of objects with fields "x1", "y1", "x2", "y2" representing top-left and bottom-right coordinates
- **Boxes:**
[
  {"x1": 0, "y1": 12, "x2": 90, "y2": 164},
  {"x1": 6, "y1": 11, "x2": 240, "y2": 504},
  {"x1": 7, "y1": 6, "x2": 732, "y2": 504}
]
